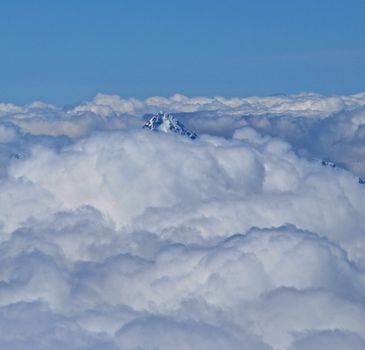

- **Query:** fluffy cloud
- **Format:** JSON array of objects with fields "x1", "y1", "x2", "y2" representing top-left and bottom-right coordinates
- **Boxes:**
[
  {"x1": 0, "y1": 93, "x2": 364, "y2": 349},
  {"x1": 73, "y1": 92, "x2": 365, "y2": 118}
]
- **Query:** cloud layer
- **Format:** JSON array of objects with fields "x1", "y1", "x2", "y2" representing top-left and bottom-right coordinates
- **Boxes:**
[{"x1": 0, "y1": 93, "x2": 365, "y2": 349}]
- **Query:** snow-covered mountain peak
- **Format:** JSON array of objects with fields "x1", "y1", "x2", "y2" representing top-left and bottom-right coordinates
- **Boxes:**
[{"x1": 143, "y1": 111, "x2": 197, "y2": 139}]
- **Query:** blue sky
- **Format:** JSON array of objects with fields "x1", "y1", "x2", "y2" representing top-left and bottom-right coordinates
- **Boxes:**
[{"x1": 1, "y1": 0, "x2": 364, "y2": 105}]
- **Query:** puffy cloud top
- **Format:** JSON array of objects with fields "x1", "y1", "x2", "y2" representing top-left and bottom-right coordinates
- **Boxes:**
[{"x1": 0, "y1": 93, "x2": 365, "y2": 349}]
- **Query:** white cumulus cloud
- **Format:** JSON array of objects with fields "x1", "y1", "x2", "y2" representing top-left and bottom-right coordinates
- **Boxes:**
[{"x1": 0, "y1": 93, "x2": 364, "y2": 349}]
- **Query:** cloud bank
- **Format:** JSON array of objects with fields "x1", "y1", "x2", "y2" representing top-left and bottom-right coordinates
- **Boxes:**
[{"x1": 0, "y1": 92, "x2": 365, "y2": 349}]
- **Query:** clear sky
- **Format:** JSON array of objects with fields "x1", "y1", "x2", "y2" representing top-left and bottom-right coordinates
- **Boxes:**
[{"x1": 1, "y1": 0, "x2": 364, "y2": 105}]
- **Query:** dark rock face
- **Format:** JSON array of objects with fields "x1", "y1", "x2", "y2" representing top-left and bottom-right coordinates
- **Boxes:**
[{"x1": 321, "y1": 160, "x2": 336, "y2": 168}]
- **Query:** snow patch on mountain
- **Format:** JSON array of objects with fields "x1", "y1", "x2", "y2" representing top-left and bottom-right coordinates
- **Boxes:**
[{"x1": 143, "y1": 111, "x2": 197, "y2": 139}]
